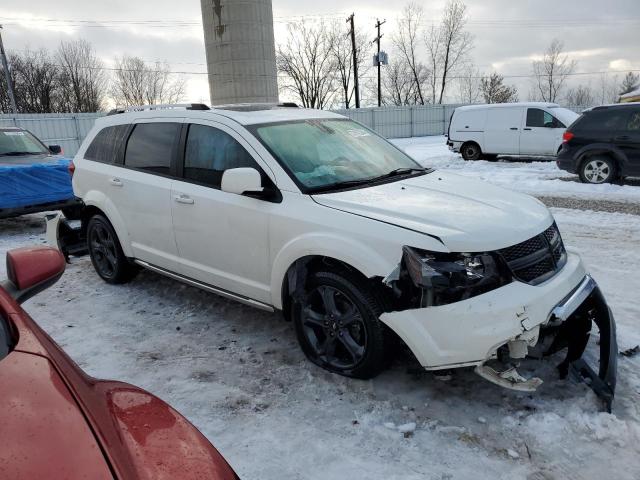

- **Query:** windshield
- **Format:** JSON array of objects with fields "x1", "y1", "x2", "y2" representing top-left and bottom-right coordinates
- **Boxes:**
[
  {"x1": 548, "y1": 107, "x2": 579, "y2": 126},
  {"x1": 252, "y1": 119, "x2": 424, "y2": 192},
  {"x1": 0, "y1": 129, "x2": 49, "y2": 156}
]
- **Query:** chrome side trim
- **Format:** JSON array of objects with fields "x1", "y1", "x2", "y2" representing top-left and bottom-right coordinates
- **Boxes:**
[
  {"x1": 134, "y1": 260, "x2": 275, "y2": 313},
  {"x1": 551, "y1": 275, "x2": 597, "y2": 321}
]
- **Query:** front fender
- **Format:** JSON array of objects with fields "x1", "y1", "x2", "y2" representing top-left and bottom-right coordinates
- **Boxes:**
[
  {"x1": 82, "y1": 191, "x2": 133, "y2": 258},
  {"x1": 270, "y1": 232, "x2": 395, "y2": 309}
]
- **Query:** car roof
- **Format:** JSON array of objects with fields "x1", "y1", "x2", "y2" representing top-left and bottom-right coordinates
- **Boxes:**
[
  {"x1": 583, "y1": 102, "x2": 640, "y2": 112},
  {"x1": 97, "y1": 103, "x2": 345, "y2": 128},
  {"x1": 456, "y1": 102, "x2": 560, "y2": 111}
]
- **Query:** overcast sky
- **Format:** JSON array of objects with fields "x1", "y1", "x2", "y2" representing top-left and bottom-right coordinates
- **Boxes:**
[{"x1": 1, "y1": 0, "x2": 639, "y2": 105}]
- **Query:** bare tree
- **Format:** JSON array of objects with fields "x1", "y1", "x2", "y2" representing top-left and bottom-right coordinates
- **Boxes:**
[
  {"x1": 328, "y1": 20, "x2": 370, "y2": 109},
  {"x1": 531, "y1": 39, "x2": 576, "y2": 102},
  {"x1": 456, "y1": 64, "x2": 481, "y2": 103},
  {"x1": 433, "y1": 0, "x2": 473, "y2": 104},
  {"x1": 111, "y1": 56, "x2": 186, "y2": 107},
  {"x1": 480, "y1": 73, "x2": 518, "y2": 103},
  {"x1": 1, "y1": 50, "x2": 58, "y2": 113},
  {"x1": 56, "y1": 39, "x2": 107, "y2": 112},
  {"x1": 392, "y1": 3, "x2": 429, "y2": 104},
  {"x1": 382, "y1": 59, "x2": 422, "y2": 106},
  {"x1": 620, "y1": 71, "x2": 640, "y2": 95},
  {"x1": 276, "y1": 20, "x2": 337, "y2": 109},
  {"x1": 564, "y1": 84, "x2": 594, "y2": 108}
]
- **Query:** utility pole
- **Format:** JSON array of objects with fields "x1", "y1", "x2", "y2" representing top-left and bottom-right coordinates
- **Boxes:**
[
  {"x1": 346, "y1": 13, "x2": 360, "y2": 108},
  {"x1": 0, "y1": 25, "x2": 17, "y2": 114},
  {"x1": 373, "y1": 19, "x2": 386, "y2": 107}
]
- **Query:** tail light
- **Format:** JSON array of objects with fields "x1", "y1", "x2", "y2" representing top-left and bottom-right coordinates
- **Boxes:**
[
  {"x1": 563, "y1": 131, "x2": 574, "y2": 143},
  {"x1": 68, "y1": 160, "x2": 76, "y2": 177}
]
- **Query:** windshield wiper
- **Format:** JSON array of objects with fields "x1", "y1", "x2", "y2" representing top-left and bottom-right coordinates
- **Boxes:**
[
  {"x1": 308, "y1": 167, "x2": 430, "y2": 194},
  {"x1": 0, "y1": 151, "x2": 40, "y2": 156}
]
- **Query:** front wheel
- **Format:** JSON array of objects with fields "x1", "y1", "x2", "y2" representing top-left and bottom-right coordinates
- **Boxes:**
[
  {"x1": 579, "y1": 156, "x2": 616, "y2": 184},
  {"x1": 87, "y1": 215, "x2": 138, "y2": 284},
  {"x1": 293, "y1": 270, "x2": 386, "y2": 379}
]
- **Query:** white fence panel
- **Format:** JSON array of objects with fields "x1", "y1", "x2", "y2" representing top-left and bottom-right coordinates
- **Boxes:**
[{"x1": 0, "y1": 104, "x2": 589, "y2": 156}]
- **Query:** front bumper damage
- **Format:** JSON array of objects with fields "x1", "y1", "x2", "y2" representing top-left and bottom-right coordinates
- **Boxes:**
[{"x1": 380, "y1": 251, "x2": 618, "y2": 411}]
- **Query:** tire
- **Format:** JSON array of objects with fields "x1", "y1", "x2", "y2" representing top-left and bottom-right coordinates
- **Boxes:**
[
  {"x1": 293, "y1": 269, "x2": 386, "y2": 379},
  {"x1": 87, "y1": 214, "x2": 138, "y2": 284},
  {"x1": 461, "y1": 142, "x2": 482, "y2": 161},
  {"x1": 578, "y1": 156, "x2": 616, "y2": 184}
]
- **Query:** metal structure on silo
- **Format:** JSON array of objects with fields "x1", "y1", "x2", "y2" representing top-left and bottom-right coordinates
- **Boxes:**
[{"x1": 200, "y1": 0, "x2": 279, "y2": 105}]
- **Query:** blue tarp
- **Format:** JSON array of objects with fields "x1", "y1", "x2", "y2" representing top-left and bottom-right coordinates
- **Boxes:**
[{"x1": 0, "y1": 159, "x2": 74, "y2": 210}]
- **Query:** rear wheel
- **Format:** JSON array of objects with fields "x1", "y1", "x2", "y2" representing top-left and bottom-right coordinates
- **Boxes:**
[
  {"x1": 461, "y1": 142, "x2": 481, "y2": 161},
  {"x1": 87, "y1": 215, "x2": 138, "y2": 284},
  {"x1": 293, "y1": 270, "x2": 386, "y2": 379},
  {"x1": 579, "y1": 156, "x2": 616, "y2": 184}
]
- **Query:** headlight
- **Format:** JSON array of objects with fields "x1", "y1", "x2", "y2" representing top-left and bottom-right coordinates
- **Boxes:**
[{"x1": 395, "y1": 246, "x2": 510, "y2": 308}]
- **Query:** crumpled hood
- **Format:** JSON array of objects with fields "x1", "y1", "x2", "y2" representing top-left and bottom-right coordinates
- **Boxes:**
[{"x1": 312, "y1": 171, "x2": 553, "y2": 252}]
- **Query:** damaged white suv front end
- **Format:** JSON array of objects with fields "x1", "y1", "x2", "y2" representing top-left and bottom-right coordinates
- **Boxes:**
[
  {"x1": 311, "y1": 171, "x2": 617, "y2": 411},
  {"x1": 380, "y1": 232, "x2": 616, "y2": 411}
]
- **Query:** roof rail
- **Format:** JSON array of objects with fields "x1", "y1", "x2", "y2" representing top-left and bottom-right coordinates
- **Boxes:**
[
  {"x1": 107, "y1": 103, "x2": 210, "y2": 116},
  {"x1": 278, "y1": 102, "x2": 299, "y2": 108}
]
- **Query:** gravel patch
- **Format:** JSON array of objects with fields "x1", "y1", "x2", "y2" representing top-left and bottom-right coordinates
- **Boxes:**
[{"x1": 538, "y1": 196, "x2": 640, "y2": 216}]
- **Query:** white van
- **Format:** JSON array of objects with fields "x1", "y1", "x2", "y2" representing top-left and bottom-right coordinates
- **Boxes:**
[{"x1": 447, "y1": 103, "x2": 579, "y2": 160}]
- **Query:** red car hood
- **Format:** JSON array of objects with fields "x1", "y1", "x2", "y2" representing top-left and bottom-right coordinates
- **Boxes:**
[
  {"x1": 0, "y1": 290, "x2": 238, "y2": 480},
  {"x1": 0, "y1": 350, "x2": 113, "y2": 479}
]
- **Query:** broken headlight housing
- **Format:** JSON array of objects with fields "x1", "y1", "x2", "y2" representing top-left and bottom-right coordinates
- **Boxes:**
[{"x1": 390, "y1": 246, "x2": 511, "y2": 308}]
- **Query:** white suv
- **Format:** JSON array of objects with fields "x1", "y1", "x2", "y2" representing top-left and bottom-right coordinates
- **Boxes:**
[{"x1": 53, "y1": 103, "x2": 617, "y2": 408}]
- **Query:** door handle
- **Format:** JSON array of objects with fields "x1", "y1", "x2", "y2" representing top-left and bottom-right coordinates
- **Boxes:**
[
  {"x1": 523, "y1": 128, "x2": 532, "y2": 131},
  {"x1": 174, "y1": 194, "x2": 194, "y2": 205},
  {"x1": 109, "y1": 178, "x2": 123, "y2": 187},
  {"x1": 615, "y1": 135, "x2": 630, "y2": 141},
  {"x1": 510, "y1": 127, "x2": 519, "y2": 131}
]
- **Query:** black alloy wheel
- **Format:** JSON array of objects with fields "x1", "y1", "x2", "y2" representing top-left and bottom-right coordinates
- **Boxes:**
[
  {"x1": 294, "y1": 270, "x2": 386, "y2": 379},
  {"x1": 87, "y1": 215, "x2": 138, "y2": 284}
]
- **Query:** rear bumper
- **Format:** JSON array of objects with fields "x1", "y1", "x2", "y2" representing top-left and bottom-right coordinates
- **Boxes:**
[
  {"x1": 447, "y1": 139, "x2": 462, "y2": 153},
  {"x1": 556, "y1": 149, "x2": 578, "y2": 173}
]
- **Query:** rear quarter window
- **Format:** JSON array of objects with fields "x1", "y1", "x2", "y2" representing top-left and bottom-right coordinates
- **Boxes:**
[
  {"x1": 573, "y1": 109, "x2": 629, "y2": 131},
  {"x1": 85, "y1": 125, "x2": 129, "y2": 164}
]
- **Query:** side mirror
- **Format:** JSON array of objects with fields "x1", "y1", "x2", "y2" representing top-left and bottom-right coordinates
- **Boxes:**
[
  {"x1": 2, "y1": 247, "x2": 65, "y2": 304},
  {"x1": 221, "y1": 168, "x2": 263, "y2": 195},
  {"x1": 49, "y1": 145, "x2": 63, "y2": 155}
]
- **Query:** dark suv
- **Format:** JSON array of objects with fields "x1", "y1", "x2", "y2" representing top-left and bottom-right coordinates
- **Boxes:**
[{"x1": 557, "y1": 103, "x2": 640, "y2": 183}]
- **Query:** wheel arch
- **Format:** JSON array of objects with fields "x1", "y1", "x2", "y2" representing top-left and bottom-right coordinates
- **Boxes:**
[
  {"x1": 577, "y1": 145, "x2": 627, "y2": 173},
  {"x1": 271, "y1": 234, "x2": 394, "y2": 311},
  {"x1": 81, "y1": 192, "x2": 134, "y2": 257}
]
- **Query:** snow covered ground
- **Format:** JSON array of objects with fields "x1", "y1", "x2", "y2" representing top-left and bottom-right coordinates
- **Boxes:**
[
  {"x1": 392, "y1": 136, "x2": 640, "y2": 204},
  {"x1": 1, "y1": 136, "x2": 639, "y2": 479}
]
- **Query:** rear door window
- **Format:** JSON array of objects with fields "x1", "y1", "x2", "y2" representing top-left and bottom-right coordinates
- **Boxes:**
[
  {"x1": 183, "y1": 124, "x2": 260, "y2": 189},
  {"x1": 84, "y1": 125, "x2": 129, "y2": 164},
  {"x1": 124, "y1": 123, "x2": 180, "y2": 175}
]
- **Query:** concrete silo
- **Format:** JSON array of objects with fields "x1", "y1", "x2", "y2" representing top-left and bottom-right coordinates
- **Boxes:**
[{"x1": 200, "y1": 0, "x2": 279, "y2": 105}]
